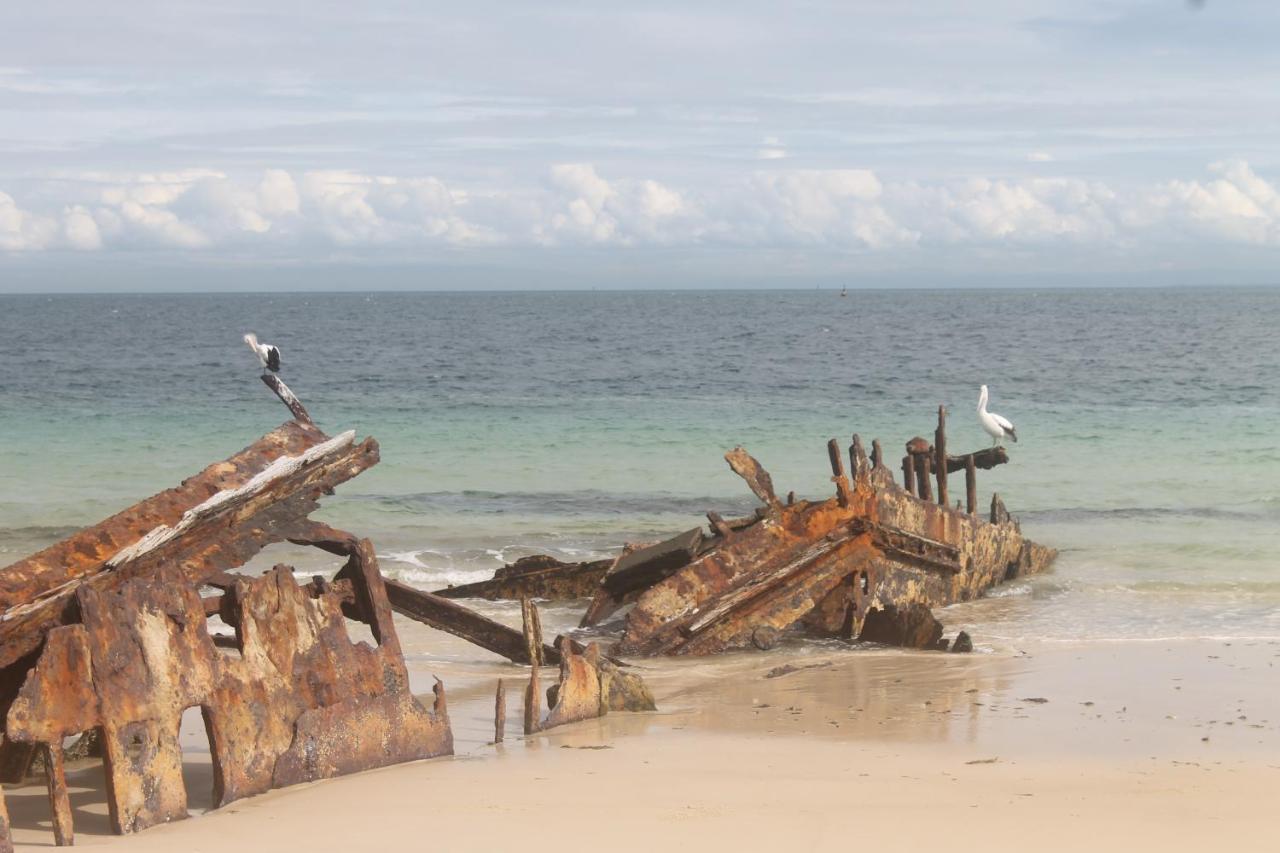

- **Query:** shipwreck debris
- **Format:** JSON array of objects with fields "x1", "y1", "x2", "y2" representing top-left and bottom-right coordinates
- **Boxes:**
[
  {"x1": 613, "y1": 409, "x2": 1055, "y2": 657},
  {"x1": 0, "y1": 376, "x2": 458, "y2": 848},
  {"x1": 521, "y1": 600, "x2": 655, "y2": 735}
]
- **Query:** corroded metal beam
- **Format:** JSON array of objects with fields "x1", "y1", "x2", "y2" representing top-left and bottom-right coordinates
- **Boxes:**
[
  {"x1": 385, "y1": 578, "x2": 560, "y2": 665},
  {"x1": 0, "y1": 423, "x2": 378, "y2": 671}
]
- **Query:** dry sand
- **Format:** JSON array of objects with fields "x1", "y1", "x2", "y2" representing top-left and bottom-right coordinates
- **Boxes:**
[{"x1": 6, "y1": 629, "x2": 1279, "y2": 852}]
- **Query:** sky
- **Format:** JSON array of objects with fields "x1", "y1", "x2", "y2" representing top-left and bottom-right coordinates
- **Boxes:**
[{"x1": 2, "y1": 1, "x2": 1280, "y2": 290}]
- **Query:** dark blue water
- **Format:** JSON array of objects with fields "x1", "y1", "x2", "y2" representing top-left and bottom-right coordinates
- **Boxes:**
[{"x1": 2, "y1": 288, "x2": 1278, "y2": 642}]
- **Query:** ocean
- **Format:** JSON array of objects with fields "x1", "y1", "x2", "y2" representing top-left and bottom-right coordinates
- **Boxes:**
[{"x1": 1, "y1": 287, "x2": 1277, "y2": 648}]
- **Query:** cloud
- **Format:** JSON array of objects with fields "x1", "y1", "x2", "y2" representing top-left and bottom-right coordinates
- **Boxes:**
[
  {"x1": 0, "y1": 191, "x2": 57, "y2": 251},
  {"x1": 62, "y1": 205, "x2": 101, "y2": 250},
  {"x1": 3, "y1": 160, "x2": 1280, "y2": 260}
]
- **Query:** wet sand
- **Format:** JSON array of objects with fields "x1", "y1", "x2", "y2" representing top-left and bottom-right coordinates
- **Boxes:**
[{"x1": 6, "y1": 623, "x2": 1279, "y2": 851}]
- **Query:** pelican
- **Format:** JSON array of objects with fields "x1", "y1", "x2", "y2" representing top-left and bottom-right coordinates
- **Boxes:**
[
  {"x1": 977, "y1": 384, "x2": 1017, "y2": 446},
  {"x1": 243, "y1": 333, "x2": 281, "y2": 374}
]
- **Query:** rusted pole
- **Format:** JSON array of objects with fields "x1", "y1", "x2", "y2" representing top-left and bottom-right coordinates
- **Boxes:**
[
  {"x1": 42, "y1": 743, "x2": 72, "y2": 846},
  {"x1": 902, "y1": 454, "x2": 917, "y2": 495},
  {"x1": 917, "y1": 453, "x2": 933, "y2": 501},
  {"x1": 827, "y1": 439, "x2": 851, "y2": 506},
  {"x1": 259, "y1": 374, "x2": 314, "y2": 425},
  {"x1": 706, "y1": 511, "x2": 733, "y2": 539},
  {"x1": 934, "y1": 406, "x2": 948, "y2": 508},
  {"x1": 965, "y1": 454, "x2": 978, "y2": 516},
  {"x1": 494, "y1": 679, "x2": 506, "y2": 744},
  {"x1": 521, "y1": 599, "x2": 544, "y2": 734}
]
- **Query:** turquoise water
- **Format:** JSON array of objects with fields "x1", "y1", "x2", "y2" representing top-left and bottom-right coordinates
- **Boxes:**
[{"x1": 1, "y1": 288, "x2": 1277, "y2": 644}]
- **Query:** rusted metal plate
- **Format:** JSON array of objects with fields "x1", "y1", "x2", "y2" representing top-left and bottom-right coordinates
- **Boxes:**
[
  {"x1": 603, "y1": 528, "x2": 703, "y2": 598},
  {"x1": 6, "y1": 552, "x2": 452, "y2": 838},
  {"x1": 580, "y1": 527, "x2": 706, "y2": 628}
]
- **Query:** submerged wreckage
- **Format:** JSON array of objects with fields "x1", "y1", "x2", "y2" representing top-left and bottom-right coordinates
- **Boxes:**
[{"x1": 0, "y1": 378, "x2": 1052, "y2": 849}]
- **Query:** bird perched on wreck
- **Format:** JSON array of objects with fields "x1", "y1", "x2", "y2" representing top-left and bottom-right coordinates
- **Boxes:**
[
  {"x1": 243, "y1": 333, "x2": 281, "y2": 374},
  {"x1": 977, "y1": 384, "x2": 1017, "y2": 446}
]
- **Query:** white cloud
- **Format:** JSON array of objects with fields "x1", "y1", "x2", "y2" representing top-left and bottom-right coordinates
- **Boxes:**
[
  {"x1": 62, "y1": 205, "x2": 102, "y2": 250},
  {"x1": 1027, "y1": 151, "x2": 1054, "y2": 162},
  {"x1": 0, "y1": 191, "x2": 57, "y2": 251},
  {"x1": 3, "y1": 160, "x2": 1280, "y2": 258}
]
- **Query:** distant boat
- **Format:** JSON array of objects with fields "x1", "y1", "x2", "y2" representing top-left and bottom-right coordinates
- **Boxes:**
[{"x1": 840, "y1": 285, "x2": 848, "y2": 298}]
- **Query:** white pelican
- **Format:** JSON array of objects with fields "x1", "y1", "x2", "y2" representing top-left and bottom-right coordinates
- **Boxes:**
[
  {"x1": 243, "y1": 333, "x2": 281, "y2": 374},
  {"x1": 977, "y1": 384, "x2": 1017, "y2": 446}
]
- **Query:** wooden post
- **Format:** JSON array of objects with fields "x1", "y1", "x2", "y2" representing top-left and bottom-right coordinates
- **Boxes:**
[
  {"x1": 990, "y1": 493, "x2": 1010, "y2": 525},
  {"x1": 521, "y1": 598, "x2": 544, "y2": 734},
  {"x1": 917, "y1": 453, "x2": 933, "y2": 501},
  {"x1": 42, "y1": 743, "x2": 73, "y2": 847},
  {"x1": 934, "y1": 406, "x2": 948, "y2": 508},
  {"x1": 870, "y1": 439, "x2": 882, "y2": 470},
  {"x1": 849, "y1": 434, "x2": 867, "y2": 481},
  {"x1": 965, "y1": 454, "x2": 978, "y2": 516},
  {"x1": 494, "y1": 679, "x2": 506, "y2": 744},
  {"x1": 902, "y1": 454, "x2": 917, "y2": 495},
  {"x1": 827, "y1": 438, "x2": 851, "y2": 507}
]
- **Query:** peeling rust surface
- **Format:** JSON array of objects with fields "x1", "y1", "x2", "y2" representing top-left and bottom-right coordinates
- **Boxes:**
[{"x1": 6, "y1": 556, "x2": 451, "y2": 837}]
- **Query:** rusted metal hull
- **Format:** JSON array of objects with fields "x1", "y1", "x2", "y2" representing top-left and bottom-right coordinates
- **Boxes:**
[{"x1": 617, "y1": 425, "x2": 1055, "y2": 657}]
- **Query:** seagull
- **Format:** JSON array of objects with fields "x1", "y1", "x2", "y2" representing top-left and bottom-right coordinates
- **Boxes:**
[
  {"x1": 977, "y1": 384, "x2": 1017, "y2": 446},
  {"x1": 243, "y1": 333, "x2": 281, "y2": 374}
]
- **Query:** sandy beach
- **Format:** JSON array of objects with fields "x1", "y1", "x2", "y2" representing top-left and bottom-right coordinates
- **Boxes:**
[{"x1": 6, "y1": 626, "x2": 1277, "y2": 852}]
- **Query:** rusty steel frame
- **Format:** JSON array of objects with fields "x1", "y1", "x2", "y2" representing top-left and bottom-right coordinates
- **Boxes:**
[{"x1": 0, "y1": 404, "x2": 460, "y2": 848}]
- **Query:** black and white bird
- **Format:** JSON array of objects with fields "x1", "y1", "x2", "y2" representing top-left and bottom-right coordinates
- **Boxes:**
[
  {"x1": 977, "y1": 384, "x2": 1017, "y2": 446},
  {"x1": 243, "y1": 333, "x2": 281, "y2": 374}
]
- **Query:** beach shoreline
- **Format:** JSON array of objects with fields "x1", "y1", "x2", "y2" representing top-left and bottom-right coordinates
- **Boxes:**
[{"x1": 7, "y1": 634, "x2": 1276, "y2": 851}]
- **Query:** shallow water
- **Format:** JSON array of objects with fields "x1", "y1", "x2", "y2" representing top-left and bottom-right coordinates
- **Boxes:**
[{"x1": 1, "y1": 287, "x2": 1276, "y2": 647}]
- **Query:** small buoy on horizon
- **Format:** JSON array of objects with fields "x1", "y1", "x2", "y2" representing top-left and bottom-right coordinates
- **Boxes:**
[
  {"x1": 243, "y1": 333, "x2": 281, "y2": 374},
  {"x1": 977, "y1": 384, "x2": 1017, "y2": 446}
]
